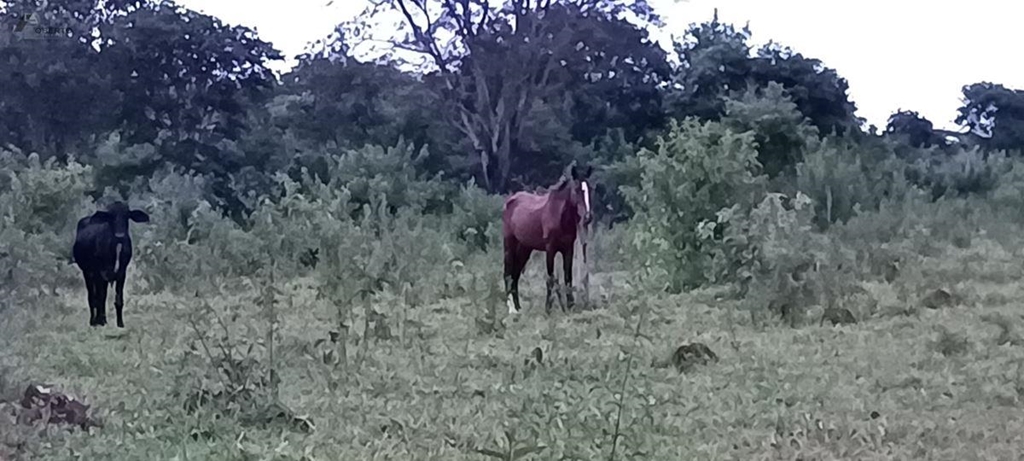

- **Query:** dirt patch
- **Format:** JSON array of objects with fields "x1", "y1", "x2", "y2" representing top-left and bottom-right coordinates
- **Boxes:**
[
  {"x1": 653, "y1": 342, "x2": 720, "y2": 373},
  {"x1": 3, "y1": 383, "x2": 102, "y2": 431}
]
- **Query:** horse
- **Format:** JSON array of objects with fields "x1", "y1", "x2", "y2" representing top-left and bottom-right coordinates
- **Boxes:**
[{"x1": 502, "y1": 162, "x2": 593, "y2": 315}]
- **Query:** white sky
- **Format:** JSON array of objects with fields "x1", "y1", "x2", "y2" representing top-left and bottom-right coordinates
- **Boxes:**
[{"x1": 127, "y1": 0, "x2": 1024, "y2": 131}]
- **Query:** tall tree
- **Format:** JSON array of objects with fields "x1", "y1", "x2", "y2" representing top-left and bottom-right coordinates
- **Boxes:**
[
  {"x1": 0, "y1": 0, "x2": 119, "y2": 157},
  {"x1": 91, "y1": 0, "x2": 282, "y2": 215},
  {"x1": 750, "y1": 41, "x2": 860, "y2": 136},
  {"x1": 344, "y1": 0, "x2": 660, "y2": 192},
  {"x1": 667, "y1": 13, "x2": 861, "y2": 137},
  {"x1": 667, "y1": 9, "x2": 752, "y2": 122},
  {"x1": 559, "y1": 6, "x2": 671, "y2": 146},
  {"x1": 955, "y1": 82, "x2": 1024, "y2": 152},
  {"x1": 885, "y1": 109, "x2": 944, "y2": 149},
  {"x1": 277, "y1": 28, "x2": 457, "y2": 174},
  {"x1": 95, "y1": 1, "x2": 281, "y2": 150}
]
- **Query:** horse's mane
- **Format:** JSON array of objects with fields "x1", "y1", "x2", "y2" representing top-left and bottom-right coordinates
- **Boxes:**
[{"x1": 547, "y1": 176, "x2": 570, "y2": 193}]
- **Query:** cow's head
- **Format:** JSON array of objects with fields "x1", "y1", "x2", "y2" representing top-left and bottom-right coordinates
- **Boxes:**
[{"x1": 92, "y1": 201, "x2": 150, "y2": 239}]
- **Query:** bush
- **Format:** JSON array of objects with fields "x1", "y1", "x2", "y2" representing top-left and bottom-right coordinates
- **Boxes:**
[
  {"x1": 304, "y1": 139, "x2": 453, "y2": 216},
  {"x1": 794, "y1": 136, "x2": 915, "y2": 230},
  {"x1": 989, "y1": 155, "x2": 1024, "y2": 223},
  {"x1": 0, "y1": 151, "x2": 94, "y2": 297},
  {"x1": 622, "y1": 118, "x2": 766, "y2": 292},
  {"x1": 590, "y1": 128, "x2": 645, "y2": 224},
  {"x1": 448, "y1": 179, "x2": 504, "y2": 253},
  {"x1": 722, "y1": 82, "x2": 819, "y2": 178},
  {"x1": 906, "y1": 147, "x2": 1006, "y2": 200}
]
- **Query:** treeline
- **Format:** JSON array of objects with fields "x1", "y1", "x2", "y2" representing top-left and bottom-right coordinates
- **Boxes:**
[{"x1": 2, "y1": 0, "x2": 1020, "y2": 222}]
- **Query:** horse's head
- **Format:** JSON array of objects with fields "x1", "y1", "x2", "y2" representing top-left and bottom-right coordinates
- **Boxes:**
[{"x1": 556, "y1": 161, "x2": 594, "y2": 227}]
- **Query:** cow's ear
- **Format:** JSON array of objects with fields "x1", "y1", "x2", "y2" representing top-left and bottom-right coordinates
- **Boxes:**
[{"x1": 129, "y1": 209, "x2": 150, "y2": 223}]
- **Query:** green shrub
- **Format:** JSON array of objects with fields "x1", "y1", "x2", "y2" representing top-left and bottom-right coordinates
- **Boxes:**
[
  {"x1": 0, "y1": 151, "x2": 95, "y2": 296},
  {"x1": 448, "y1": 179, "x2": 504, "y2": 253},
  {"x1": 794, "y1": 136, "x2": 915, "y2": 230},
  {"x1": 622, "y1": 118, "x2": 766, "y2": 292},
  {"x1": 906, "y1": 147, "x2": 1005, "y2": 200},
  {"x1": 308, "y1": 139, "x2": 453, "y2": 216},
  {"x1": 590, "y1": 128, "x2": 645, "y2": 224},
  {"x1": 989, "y1": 155, "x2": 1024, "y2": 224},
  {"x1": 722, "y1": 82, "x2": 819, "y2": 178}
]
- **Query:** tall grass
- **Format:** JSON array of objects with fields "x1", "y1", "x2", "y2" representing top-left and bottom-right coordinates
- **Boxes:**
[{"x1": 4, "y1": 128, "x2": 1024, "y2": 459}]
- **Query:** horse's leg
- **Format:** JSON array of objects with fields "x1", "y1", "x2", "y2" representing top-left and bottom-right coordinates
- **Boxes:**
[
  {"x1": 511, "y1": 247, "x2": 530, "y2": 314},
  {"x1": 504, "y1": 240, "x2": 518, "y2": 314},
  {"x1": 545, "y1": 246, "x2": 556, "y2": 315},
  {"x1": 562, "y1": 244, "x2": 575, "y2": 312}
]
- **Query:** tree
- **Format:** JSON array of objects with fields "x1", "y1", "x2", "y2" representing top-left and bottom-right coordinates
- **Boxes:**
[
  {"x1": 556, "y1": 6, "x2": 672, "y2": 146},
  {"x1": 667, "y1": 9, "x2": 752, "y2": 122},
  {"x1": 0, "y1": 0, "x2": 119, "y2": 157},
  {"x1": 955, "y1": 82, "x2": 1024, "y2": 152},
  {"x1": 2, "y1": 0, "x2": 284, "y2": 216},
  {"x1": 885, "y1": 109, "x2": 944, "y2": 149},
  {"x1": 276, "y1": 30, "x2": 457, "y2": 175},
  {"x1": 667, "y1": 13, "x2": 861, "y2": 137},
  {"x1": 344, "y1": 0, "x2": 661, "y2": 192},
  {"x1": 95, "y1": 1, "x2": 281, "y2": 149},
  {"x1": 92, "y1": 0, "x2": 283, "y2": 215},
  {"x1": 750, "y1": 41, "x2": 860, "y2": 136}
]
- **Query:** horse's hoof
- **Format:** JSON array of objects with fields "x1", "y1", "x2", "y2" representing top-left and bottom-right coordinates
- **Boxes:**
[{"x1": 507, "y1": 295, "x2": 518, "y2": 315}]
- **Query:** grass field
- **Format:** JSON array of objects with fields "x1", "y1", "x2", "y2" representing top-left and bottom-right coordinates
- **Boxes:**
[{"x1": 4, "y1": 232, "x2": 1024, "y2": 460}]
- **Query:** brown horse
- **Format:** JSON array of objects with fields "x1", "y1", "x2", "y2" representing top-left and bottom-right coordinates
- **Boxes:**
[{"x1": 503, "y1": 162, "x2": 593, "y2": 314}]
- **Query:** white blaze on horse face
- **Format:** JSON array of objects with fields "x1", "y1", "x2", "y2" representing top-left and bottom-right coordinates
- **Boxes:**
[
  {"x1": 113, "y1": 242, "x2": 123, "y2": 274},
  {"x1": 581, "y1": 181, "x2": 591, "y2": 213},
  {"x1": 507, "y1": 293, "x2": 518, "y2": 314}
]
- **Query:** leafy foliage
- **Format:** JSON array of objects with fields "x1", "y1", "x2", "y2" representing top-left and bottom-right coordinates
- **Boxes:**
[
  {"x1": 622, "y1": 118, "x2": 765, "y2": 292},
  {"x1": 793, "y1": 136, "x2": 915, "y2": 230},
  {"x1": 8, "y1": 2, "x2": 1024, "y2": 458},
  {"x1": 667, "y1": 13, "x2": 859, "y2": 138},
  {"x1": 278, "y1": 51, "x2": 454, "y2": 170},
  {"x1": 750, "y1": 41, "x2": 861, "y2": 136},
  {"x1": 722, "y1": 82, "x2": 819, "y2": 178},
  {"x1": 344, "y1": 0, "x2": 668, "y2": 191},
  {"x1": 0, "y1": 150, "x2": 92, "y2": 298},
  {"x1": 956, "y1": 82, "x2": 1024, "y2": 152},
  {"x1": 886, "y1": 109, "x2": 946, "y2": 149}
]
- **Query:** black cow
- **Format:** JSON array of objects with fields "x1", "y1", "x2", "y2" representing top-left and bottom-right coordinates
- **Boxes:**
[{"x1": 72, "y1": 201, "x2": 150, "y2": 328}]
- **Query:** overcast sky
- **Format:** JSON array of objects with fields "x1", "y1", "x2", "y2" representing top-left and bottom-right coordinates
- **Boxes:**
[{"x1": 174, "y1": 0, "x2": 1024, "y2": 131}]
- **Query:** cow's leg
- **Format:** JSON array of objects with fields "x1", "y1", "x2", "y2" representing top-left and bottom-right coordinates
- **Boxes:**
[
  {"x1": 562, "y1": 244, "x2": 575, "y2": 312},
  {"x1": 544, "y1": 246, "x2": 557, "y2": 315},
  {"x1": 114, "y1": 274, "x2": 126, "y2": 328},
  {"x1": 95, "y1": 278, "x2": 109, "y2": 326},
  {"x1": 83, "y1": 272, "x2": 97, "y2": 326}
]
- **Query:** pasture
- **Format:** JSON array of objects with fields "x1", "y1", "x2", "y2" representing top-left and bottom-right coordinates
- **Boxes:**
[
  {"x1": 5, "y1": 215, "x2": 1024, "y2": 459},
  {"x1": 4, "y1": 0, "x2": 1024, "y2": 459}
]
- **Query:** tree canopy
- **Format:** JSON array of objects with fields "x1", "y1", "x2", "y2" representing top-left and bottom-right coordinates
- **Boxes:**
[{"x1": 1, "y1": 0, "x2": 1021, "y2": 220}]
